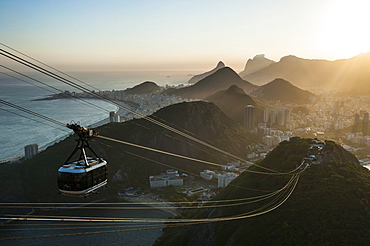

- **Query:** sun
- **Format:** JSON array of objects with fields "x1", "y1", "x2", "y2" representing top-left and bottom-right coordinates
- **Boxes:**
[{"x1": 320, "y1": 0, "x2": 370, "y2": 58}]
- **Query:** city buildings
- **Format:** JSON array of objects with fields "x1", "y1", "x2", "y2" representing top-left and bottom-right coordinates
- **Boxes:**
[
  {"x1": 149, "y1": 169, "x2": 184, "y2": 188},
  {"x1": 218, "y1": 173, "x2": 238, "y2": 188}
]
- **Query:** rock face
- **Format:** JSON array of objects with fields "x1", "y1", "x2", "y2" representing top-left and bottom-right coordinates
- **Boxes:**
[
  {"x1": 206, "y1": 85, "x2": 259, "y2": 125},
  {"x1": 172, "y1": 67, "x2": 258, "y2": 99},
  {"x1": 251, "y1": 78, "x2": 316, "y2": 104},
  {"x1": 239, "y1": 54, "x2": 275, "y2": 78},
  {"x1": 124, "y1": 81, "x2": 160, "y2": 94},
  {"x1": 187, "y1": 61, "x2": 225, "y2": 84},
  {"x1": 155, "y1": 139, "x2": 370, "y2": 246}
]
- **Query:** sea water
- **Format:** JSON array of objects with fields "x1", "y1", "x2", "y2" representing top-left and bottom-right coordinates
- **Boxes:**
[
  {"x1": 0, "y1": 81, "x2": 118, "y2": 161},
  {"x1": 0, "y1": 71, "x2": 191, "y2": 161}
]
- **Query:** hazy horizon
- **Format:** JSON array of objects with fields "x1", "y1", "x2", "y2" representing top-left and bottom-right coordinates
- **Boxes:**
[{"x1": 2, "y1": 0, "x2": 370, "y2": 72}]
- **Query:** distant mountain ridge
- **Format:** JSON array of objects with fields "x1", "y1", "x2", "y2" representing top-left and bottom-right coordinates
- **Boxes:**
[
  {"x1": 239, "y1": 54, "x2": 275, "y2": 78},
  {"x1": 171, "y1": 67, "x2": 258, "y2": 99},
  {"x1": 251, "y1": 78, "x2": 316, "y2": 104},
  {"x1": 241, "y1": 53, "x2": 370, "y2": 94},
  {"x1": 188, "y1": 61, "x2": 225, "y2": 84},
  {"x1": 124, "y1": 81, "x2": 160, "y2": 94}
]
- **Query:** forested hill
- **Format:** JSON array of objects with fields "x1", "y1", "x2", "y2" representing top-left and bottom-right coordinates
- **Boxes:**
[
  {"x1": 155, "y1": 139, "x2": 370, "y2": 246},
  {"x1": 0, "y1": 101, "x2": 257, "y2": 203}
]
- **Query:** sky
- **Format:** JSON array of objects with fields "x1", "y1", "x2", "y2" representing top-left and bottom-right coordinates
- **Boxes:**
[{"x1": 1, "y1": 0, "x2": 370, "y2": 72}]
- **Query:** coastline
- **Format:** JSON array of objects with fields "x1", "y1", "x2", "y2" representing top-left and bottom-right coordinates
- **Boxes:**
[{"x1": 0, "y1": 100, "x2": 132, "y2": 162}]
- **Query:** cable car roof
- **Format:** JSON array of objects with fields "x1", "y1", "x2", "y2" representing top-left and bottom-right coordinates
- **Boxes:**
[{"x1": 58, "y1": 158, "x2": 107, "y2": 173}]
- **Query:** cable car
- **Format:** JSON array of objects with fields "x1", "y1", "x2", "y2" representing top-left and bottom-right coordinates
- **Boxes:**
[{"x1": 58, "y1": 124, "x2": 108, "y2": 196}]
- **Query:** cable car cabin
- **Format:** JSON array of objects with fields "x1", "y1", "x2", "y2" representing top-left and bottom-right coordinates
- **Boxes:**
[{"x1": 58, "y1": 157, "x2": 108, "y2": 196}]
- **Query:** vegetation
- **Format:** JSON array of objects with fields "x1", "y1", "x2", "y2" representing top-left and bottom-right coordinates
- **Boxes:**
[
  {"x1": 0, "y1": 101, "x2": 256, "y2": 203},
  {"x1": 155, "y1": 139, "x2": 370, "y2": 246}
]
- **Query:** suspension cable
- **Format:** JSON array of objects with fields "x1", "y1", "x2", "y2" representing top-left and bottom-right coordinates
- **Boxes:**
[
  {"x1": 0, "y1": 47, "x2": 280, "y2": 173},
  {"x1": 0, "y1": 65, "x2": 111, "y2": 113},
  {"x1": 0, "y1": 99, "x2": 65, "y2": 127},
  {"x1": 0, "y1": 42, "x2": 101, "y2": 92}
]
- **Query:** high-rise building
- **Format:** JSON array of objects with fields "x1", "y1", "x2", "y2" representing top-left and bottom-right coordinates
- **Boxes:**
[
  {"x1": 277, "y1": 109, "x2": 284, "y2": 126},
  {"x1": 25, "y1": 144, "x2": 38, "y2": 159},
  {"x1": 244, "y1": 105, "x2": 255, "y2": 130},
  {"x1": 109, "y1": 111, "x2": 121, "y2": 123},
  {"x1": 362, "y1": 112, "x2": 369, "y2": 136},
  {"x1": 263, "y1": 109, "x2": 269, "y2": 123},
  {"x1": 284, "y1": 109, "x2": 290, "y2": 123},
  {"x1": 270, "y1": 110, "x2": 276, "y2": 125},
  {"x1": 352, "y1": 113, "x2": 360, "y2": 133}
]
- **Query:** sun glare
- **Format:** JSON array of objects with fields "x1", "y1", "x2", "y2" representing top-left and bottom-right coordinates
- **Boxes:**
[{"x1": 321, "y1": 0, "x2": 370, "y2": 58}]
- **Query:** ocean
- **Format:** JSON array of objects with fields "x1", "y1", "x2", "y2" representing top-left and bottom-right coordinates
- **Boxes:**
[{"x1": 0, "y1": 70, "x2": 192, "y2": 161}]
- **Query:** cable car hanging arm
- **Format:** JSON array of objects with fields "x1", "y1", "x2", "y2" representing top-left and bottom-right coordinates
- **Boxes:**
[{"x1": 65, "y1": 124, "x2": 101, "y2": 167}]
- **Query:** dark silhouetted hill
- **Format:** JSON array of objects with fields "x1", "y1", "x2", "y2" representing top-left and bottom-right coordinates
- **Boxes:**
[
  {"x1": 155, "y1": 139, "x2": 370, "y2": 246},
  {"x1": 206, "y1": 85, "x2": 261, "y2": 125},
  {"x1": 124, "y1": 81, "x2": 161, "y2": 94},
  {"x1": 188, "y1": 61, "x2": 225, "y2": 84},
  {"x1": 251, "y1": 78, "x2": 316, "y2": 104},
  {"x1": 171, "y1": 67, "x2": 258, "y2": 99}
]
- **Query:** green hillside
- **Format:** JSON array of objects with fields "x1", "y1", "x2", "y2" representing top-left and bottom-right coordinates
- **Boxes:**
[
  {"x1": 0, "y1": 101, "x2": 256, "y2": 203},
  {"x1": 155, "y1": 139, "x2": 370, "y2": 246}
]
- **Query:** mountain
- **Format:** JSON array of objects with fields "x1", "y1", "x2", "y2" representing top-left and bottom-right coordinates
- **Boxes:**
[
  {"x1": 0, "y1": 101, "x2": 256, "y2": 203},
  {"x1": 239, "y1": 54, "x2": 275, "y2": 78},
  {"x1": 124, "y1": 81, "x2": 161, "y2": 94},
  {"x1": 188, "y1": 61, "x2": 225, "y2": 84},
  {"x1": 206, "y1": 85, "x2": 260, "y2": 125},
  {"x1": 155, "y1": 139, "x2": 370, "y2": 246},
  {"x1": 251, "y1": 78, "x2": 316, "y2": 104},
  {"x1": 171, "y1": 67, "x2": 258, "y2": 99},
  {"x1": 241, "y1": 53, "x2": 370, "y2": 94}
]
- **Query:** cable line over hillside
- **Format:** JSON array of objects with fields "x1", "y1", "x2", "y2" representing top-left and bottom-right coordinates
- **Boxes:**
[
  {"x1": 0, "y1": 44, "x2": 310, "y2": 241},
  {"x1": 0, "y1": 172, "x2": 301, "y2": 237},
  {"x1": 0, "y1": 98, "x2": 306, "y2": 202},
  {"x1": 0, "y1": 103, "x2": 306, "y2": 241},
  {"x1": 98, "y1": 135, "x2": 305, "y2": 175},
  {"x1": 0, "y1": 97, "x2": 303, "y2": 175},
  {"x1": 0, "y1": 170, "x2": 302, "y2": 214},
  {"x1": 0, "y1": 45, "x2": 281, "y2": 173}
]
